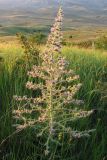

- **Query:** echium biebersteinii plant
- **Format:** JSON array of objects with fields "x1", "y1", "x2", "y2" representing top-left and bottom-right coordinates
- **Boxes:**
[{"x1": 13, "y1": 7, "x2": 94, "y2": 155}]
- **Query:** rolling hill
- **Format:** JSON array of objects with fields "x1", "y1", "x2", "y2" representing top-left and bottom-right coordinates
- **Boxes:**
[{"x1": 0, "y1": 0, "x2": 107, "y2": 36}]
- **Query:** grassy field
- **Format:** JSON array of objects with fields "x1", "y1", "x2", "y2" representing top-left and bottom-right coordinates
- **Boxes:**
[{"x1": 0, "y1": 39, "x2": 107, "y2": 160}]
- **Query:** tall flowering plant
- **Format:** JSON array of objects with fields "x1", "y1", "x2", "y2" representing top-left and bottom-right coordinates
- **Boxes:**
[{"x1": 13, "y1": 7, "x2": 94, "y2": 155}]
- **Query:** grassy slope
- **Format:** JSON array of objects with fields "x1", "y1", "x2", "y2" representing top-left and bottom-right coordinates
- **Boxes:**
[
  {"x1": 0, "y1": 26, "x2": 49, "y2": 36},
  {"x1": 1, "y1": 26, "x2": 107, "y2": 42},
  {"x1": 0, "y1": 43, "x2": 107, "y2": 160},
  {"x1": 63, "y1": 27, "x2": 107, "y2": 44}
]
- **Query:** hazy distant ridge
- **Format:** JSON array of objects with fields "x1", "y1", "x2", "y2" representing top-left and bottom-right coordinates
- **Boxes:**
[{"x1": 0, "y1": 0, "x2": 107, "y2": 28}]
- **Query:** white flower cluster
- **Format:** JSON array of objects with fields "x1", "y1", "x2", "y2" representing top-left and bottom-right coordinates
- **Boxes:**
[{"x1": 13, "y1": 7, "x2": 94, "y2": 155}]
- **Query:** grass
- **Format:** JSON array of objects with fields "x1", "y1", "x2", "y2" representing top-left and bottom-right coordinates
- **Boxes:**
[
  {"x1": 0, "y1": 43, "x2": 107, "y2": 160},
  {"x1": 63, "y1": 47, "x2": 107, "y2": 106}
]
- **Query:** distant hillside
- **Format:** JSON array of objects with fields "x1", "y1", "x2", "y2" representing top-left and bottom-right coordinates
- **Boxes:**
[{"x1": 0, "y1": 0, "x2": 107, "y2": 35}]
